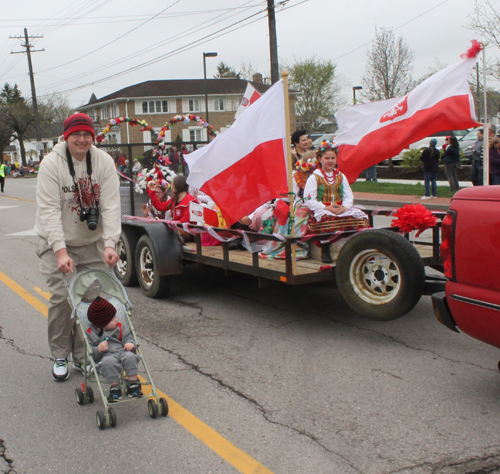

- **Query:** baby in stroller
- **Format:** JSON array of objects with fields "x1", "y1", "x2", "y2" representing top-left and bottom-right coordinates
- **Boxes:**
[{"x1": 86, "y1": 296, "x2": 143, "y2": 403}]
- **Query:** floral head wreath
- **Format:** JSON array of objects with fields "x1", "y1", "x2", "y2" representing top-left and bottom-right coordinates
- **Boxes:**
[
  {"x1": 295, "y1": 156, "x2": 318, "y2": 173},
  {"x1": 134, "y1": 165, "x2": 176, "y2": 194},
  {"x1": 317, "y1": 140, "x2": 338, "y2": 153}
]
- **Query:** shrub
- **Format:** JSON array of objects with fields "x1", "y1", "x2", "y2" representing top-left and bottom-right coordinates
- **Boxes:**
[{"x1": 401, "y1": 149, "x2": 422, "y2": 172}]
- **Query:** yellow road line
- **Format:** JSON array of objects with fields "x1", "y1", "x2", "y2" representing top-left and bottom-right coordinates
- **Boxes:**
[
  {"x1": 34, "y1": 286, "x2": 51, "y2": 300},
  {"x1": 1, "y1": 271, "x2": 274, "y2": 474},
  {"x1": 0, "y1": 195, "x2": 36, "y2": 203},
  {"x1": 0, "y1": 271, "x2": 48, "y2": 317}
]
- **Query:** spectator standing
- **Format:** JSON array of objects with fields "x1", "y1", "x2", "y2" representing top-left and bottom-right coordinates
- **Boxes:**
[
  {"x1": 0, "y1": 161, "x2": 5, "y2": 192},
  {"x1": 34, "y1": 113, "x2": 121, "y2": 382},
  {"x1": 420, "y1": 138, "x2": 440, "y2": 199},
  {"x1": 442, "y1": 135, "x2": 460, "y2": 192},
  {"x1": 489, "y1": 136, "x2": 500, "y2": 185},
  {"x1": 365, "y1": 165, "x2": 377, "y2": 182},
  {"x1": 168, "y1": 147, "x2": 179, "y2": 173},
  {"x1": 116, "y1": 150, "x2": 127, "y2": 173}
]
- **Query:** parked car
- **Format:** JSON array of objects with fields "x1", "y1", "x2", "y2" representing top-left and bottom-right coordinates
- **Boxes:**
[
  {"x1": 312, "y1": 132, "x2": 337, "y2": 149},
  {"x1": 432, "y1": 185, "x2": 500, "y2": 352}
]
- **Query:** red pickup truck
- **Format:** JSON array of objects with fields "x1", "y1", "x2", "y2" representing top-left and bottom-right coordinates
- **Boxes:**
[{"x1": 432, "y1": 186, "x2": 500, "y2": 349}]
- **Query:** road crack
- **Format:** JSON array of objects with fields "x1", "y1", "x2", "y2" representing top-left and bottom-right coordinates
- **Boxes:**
[
  {"x1": 0, "y1": 326, "x2": 50, "y2": 361},
  {"x1": 143, "y1": 338, "x2": 362, "y2": 473},
  {"x1": 0, "y1": 439, "x2": 15, "y2": 474}
]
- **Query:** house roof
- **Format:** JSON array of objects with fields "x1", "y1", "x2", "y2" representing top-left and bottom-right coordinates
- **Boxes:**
[{"x1": 79, "y1": 79, "x2": 271, "y2": 107}]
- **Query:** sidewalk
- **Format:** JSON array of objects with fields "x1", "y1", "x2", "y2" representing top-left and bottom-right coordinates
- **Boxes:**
[{"x1": 353, "y1": 191, "x2": 451, "y2": 211}]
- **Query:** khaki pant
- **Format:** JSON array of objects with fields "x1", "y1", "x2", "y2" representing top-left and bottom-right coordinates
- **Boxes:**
[{"x1": 37, "y1": 238, "x2": 109, "y2": 362}]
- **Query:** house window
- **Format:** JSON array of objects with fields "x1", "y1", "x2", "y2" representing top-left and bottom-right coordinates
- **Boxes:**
[
  {"x1": 189, "y1": 99, "x2": 200, "y2": 112},
  {"x1": 88, "y1": 109, "x2": 97, "y2": 121},
  {"x1": 142, "y1": 100, "x2": 169, "y2": 114},
  {"x1": 112, "y1": 104, "x2": 118, "y2": 117},
  {"x1": 189, "y1": 129, "x2": 202, "y2": 142},
  {"x1": 101, "y1": 106, "x2": 108, "y2": 120},
  {"x1": 214, "y1": 98, "x2": 224, "y2": 111}
]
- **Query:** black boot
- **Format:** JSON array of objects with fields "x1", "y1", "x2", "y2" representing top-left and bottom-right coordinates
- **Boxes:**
[{"x1": 321, "y1": 243, "x2": 333, "y2": 264}]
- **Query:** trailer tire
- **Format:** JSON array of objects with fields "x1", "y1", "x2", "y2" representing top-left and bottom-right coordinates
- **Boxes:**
[
  {"x1": 114, "y1": 230, "x2": 139, "y2": 286},
  {"x1": 336, "y1": 229, "x2": 425, "y2": 321},
  {"x1": 135, "y1": 234, "x2": 172, "y2": 298}
]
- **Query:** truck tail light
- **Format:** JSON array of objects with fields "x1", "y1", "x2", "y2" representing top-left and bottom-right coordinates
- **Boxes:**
[{"x1": 440, "y1": 211, "x2": 456, "y2": 280}]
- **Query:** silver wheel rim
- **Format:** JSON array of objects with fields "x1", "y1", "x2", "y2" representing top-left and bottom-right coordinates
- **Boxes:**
[
  {"x1": 116, "y1": 238, "x2": 127, "y2": 278},
  {"x1": 349, "y1": 249, "x2": 401, "y2": 305},
  {"x1": 139, "y1": 245, "x2": 154, "y2": 289}
]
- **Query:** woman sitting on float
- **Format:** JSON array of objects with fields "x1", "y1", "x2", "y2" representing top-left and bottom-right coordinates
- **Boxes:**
[
  {"x1": 147, "y1": 175, "x2": 198, "y2": 241},
  {"x1": 303, "y1": 141, "x2": 370, "y2": 263}
]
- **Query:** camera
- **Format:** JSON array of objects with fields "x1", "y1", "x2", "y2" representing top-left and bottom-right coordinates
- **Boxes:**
[{"x1": 80, "y1": 206, "x2": 99, "y2": 231}]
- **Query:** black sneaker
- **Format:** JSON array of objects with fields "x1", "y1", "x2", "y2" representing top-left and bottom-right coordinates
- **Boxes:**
[
  {"x1": 107, "y1": 386, "x2": 122, "y2": 403},
  {"x1": 73, "y1": 362, "x2": 93, "y2": 377},
  {"x1": 52, "y1": 359, "x2": 69, "y2": 381},
  {"x1": 126, "y1": 383, "x2": 143, "y2": 398}
]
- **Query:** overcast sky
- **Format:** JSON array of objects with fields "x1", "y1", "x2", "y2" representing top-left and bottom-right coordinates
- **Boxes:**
[{"x1": 0, "y1": 0, "x2": 493, "y2": 111}]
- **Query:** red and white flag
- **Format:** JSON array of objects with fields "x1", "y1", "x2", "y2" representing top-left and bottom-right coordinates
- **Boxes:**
[
  {"x1": 185, "y1": 80, "x2": 287, "y2": 225},
  {"x1": 234, "y1": 82, "x2": 262, "y2": 120},
  {"x1": 334, "y1": 43, "x2": 481, "y2": 183}
]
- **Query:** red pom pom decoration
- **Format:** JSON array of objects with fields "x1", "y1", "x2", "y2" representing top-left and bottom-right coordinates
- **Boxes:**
[
  {"x1": 391, "y1": 203, "x2": 438, "y2": 237},
  {"x1": 460, "y1": 40, "x2": 483, "y2": 59}
]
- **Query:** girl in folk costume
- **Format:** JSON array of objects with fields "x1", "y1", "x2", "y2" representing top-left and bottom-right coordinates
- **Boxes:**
[
  {"x1": 303, "y1": 141, "x2": 370, "y2": 263},
  {"x1": 142, "y1": 181, "x2": 169, "y2": 219},
  {"x1": 147, "y1": 175, "x2": 198, "y2": 241}
]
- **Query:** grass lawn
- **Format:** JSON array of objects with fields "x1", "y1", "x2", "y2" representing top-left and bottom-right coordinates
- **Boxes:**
[{"x1": 351, "y1": 180, "x2": 457, "y2": 198}]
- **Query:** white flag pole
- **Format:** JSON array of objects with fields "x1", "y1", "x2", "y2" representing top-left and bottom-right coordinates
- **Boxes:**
[
  {"x1": 482, "y1": 45, "x2": 490, "y2": 186},
  {"x1": 282, "y1": 70, "x2": 297, "y2": 275}
]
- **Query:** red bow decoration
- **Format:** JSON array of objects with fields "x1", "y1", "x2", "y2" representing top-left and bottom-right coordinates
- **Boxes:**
[
  {"x1": 391, "y1": 203, "x2": 438, "y2": 237},
  {"x1": 273, "y1": 200, "x2": 290, "y2": 226},
  {"x1": 460, "y1": 40, "x2": 483, "y2": 59}
]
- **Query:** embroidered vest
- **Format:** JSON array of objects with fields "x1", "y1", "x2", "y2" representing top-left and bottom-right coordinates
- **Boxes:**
[{"x1": 313, "y1": 172, "x2": 343, "y2": 206}]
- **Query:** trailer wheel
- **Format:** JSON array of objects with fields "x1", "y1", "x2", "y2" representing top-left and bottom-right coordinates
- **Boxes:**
[
  {"x1": 115, "y1": 230, "x2": 138, "y2": 286},
  {"x1": 336, "y1": 229, "x2": 425, "y2": 321},
  {"x1": 135, "y1": 234, "x2": 172, "y2": 298}
]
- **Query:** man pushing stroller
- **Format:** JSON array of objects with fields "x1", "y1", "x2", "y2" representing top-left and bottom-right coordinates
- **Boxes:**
[{"x1": 86, "y1": 296, "x2": 143, "y2": 402}]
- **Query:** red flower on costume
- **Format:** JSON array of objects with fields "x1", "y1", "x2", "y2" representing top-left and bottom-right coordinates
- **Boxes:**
[{"x1": 391, "y1": 203, "x2": 438, "y2": 237}]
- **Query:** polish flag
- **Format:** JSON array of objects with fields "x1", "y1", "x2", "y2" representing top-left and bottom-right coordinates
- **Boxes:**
[
  {"x1": 185, "y1": 80, "x2": 287, "y2": 226},
  {"x1": 234, "y1": 82, "x2": 262, "y2": 120},
  {"x1": 334, "y1": 43, "x2": 481, "y2": 183}
]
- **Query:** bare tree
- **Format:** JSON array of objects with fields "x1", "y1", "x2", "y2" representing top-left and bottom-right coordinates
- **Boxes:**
[
  {"x1": 361, "y1": 27, "x2": 415, "y2": 101},
  {"x1": 288, "y1": 57, "x2": 340, "y2": 133}
]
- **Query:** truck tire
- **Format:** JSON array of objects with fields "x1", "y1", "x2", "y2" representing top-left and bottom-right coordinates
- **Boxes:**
[
  {"x1": 336, "y1": 229, "x2": 425, "y2": 321},
  {"x1": 114, "y1": 230, "x2": 138, "y2": 286},
  {"x1": 135, "y1": 234, "x2": 172, "y2": 298}
]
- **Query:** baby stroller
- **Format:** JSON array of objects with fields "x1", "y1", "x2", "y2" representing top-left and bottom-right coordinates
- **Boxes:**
[{"x1": 67, "y1": 268, "x2": 168, "y2": 429}]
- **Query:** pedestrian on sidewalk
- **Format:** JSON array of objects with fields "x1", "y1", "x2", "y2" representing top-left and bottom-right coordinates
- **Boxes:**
[
  {"x1": 489, "y1": 136, "x2": 500, "y2": 185},
  {"x1": 442, "y1": 135, "x2": 460, "y2": 193},
  {"x1": 365, "y1": 165, "x2": 377, "y2": 182},
  {"x1": 420, "y1": 138, "x2": 440, "y2": 199},
  {"x1": 0, "y1": 161, "x2": 5, "y2": 193}
]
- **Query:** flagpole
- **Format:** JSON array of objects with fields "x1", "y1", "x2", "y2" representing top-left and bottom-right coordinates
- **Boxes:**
[
  {"x1": 282, "y1": 70, "x2": 297, "y2": 275},
  {"x1": 482, "y1": 45, "x2": 490, "y2": 186}
]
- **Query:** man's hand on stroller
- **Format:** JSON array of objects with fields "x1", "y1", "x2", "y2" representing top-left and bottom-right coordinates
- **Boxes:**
[
  {"x1": 124, "y1": 343, "x2": 135, "y2": 351},
  {"x1": 104, "y1": 247, "x2": 119, "y2": 267},
  {"x1": 55, "y1": 249, "x2": 74, "y2": 273}
]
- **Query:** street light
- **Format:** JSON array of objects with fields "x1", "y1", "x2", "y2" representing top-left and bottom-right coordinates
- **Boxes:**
[
  {"x1": 353, "y1": 86, "x2": 362, "y2": 105},
  {"x1": 203, "y1": 52, "x2": 218, "y2": 126}
]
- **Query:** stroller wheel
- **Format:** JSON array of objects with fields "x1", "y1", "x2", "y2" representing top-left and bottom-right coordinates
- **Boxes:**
[
  {"x1": 86, "y1": 386, "x2": 94, "y2": 404},
  {"x1": 96, "y1": 410, "x2": 106, "y2": 430},
  {"x1": 108, "y1": 407, "x2": 117, "y2": 428},
  {"x1": 159, "y1": 397, "x2": 169, "y2": 417},
  {"x1": 75, "y1": 388, "x2": 84, "y2": 406},
  {"x1": 148, "y1": 399, "x2": 158, "y2": 419}
]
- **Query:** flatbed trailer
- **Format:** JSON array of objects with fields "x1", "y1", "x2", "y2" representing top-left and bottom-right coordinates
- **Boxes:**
[{"x1": 115, "y1": 209, "x2": 446, "y2": 321}]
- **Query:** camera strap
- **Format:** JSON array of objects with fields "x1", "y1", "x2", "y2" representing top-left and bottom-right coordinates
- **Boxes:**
[{"x1": 65, "y1": 148, "x2": 99, "y2": 210}]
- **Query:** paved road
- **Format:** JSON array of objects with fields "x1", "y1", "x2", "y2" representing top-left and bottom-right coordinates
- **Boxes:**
[{"x1": 2, "y1": 177, "x2": 500, "y2": 474}]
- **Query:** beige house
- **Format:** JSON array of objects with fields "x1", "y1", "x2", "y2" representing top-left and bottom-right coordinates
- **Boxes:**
[{"x1": 77, "y1": 75, "x2": 297, "y2": 145}]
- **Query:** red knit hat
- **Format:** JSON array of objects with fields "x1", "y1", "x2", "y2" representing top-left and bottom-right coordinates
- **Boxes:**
[
  {"x1": 88, "y1": 296, "x2": 116, "y2": 328},
  {"x1": 63, "y1": 113, "x2": 95, "y2": 141}
]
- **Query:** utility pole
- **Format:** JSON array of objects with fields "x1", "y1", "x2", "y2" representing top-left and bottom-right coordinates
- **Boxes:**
[
  {"x1": 267, "y1": 0, "x2": 279, "y2": 84},
  {"x1": 10, "y1": 28, "x2": 44, "y2": 162}
]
